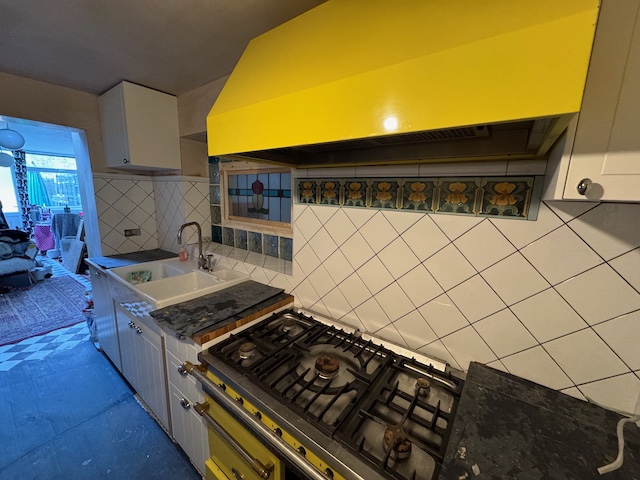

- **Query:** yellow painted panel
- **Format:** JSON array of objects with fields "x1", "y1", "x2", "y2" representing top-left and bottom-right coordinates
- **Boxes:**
[
  {"x1": 205, "y1": 459, "x2": 229, "y2": 480},
  {"x1": 208, "y1": 0, "x2": 599, "y2": 156},
  {"x1": 204, "y1": 372, "x2": 347, "y2": 480}
]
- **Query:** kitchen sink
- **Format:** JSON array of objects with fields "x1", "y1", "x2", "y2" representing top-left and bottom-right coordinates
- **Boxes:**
[{"x1": 108, "y1": 258, "x2": 249, "y2": 309}]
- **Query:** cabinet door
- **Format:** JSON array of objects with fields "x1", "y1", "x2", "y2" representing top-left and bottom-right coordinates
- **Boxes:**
[
  {"x1": 90, "y1": 266, "x2": 120, "y2": 371},
  {"x1": 564, "y1": 0, "x2": 640, "y2": 201},
  {"x1": 135, "y1": 320, "x2": 170, "y2": 429},
  {"x1": 122, "y1": 82, "x2": 181, "y2": 170},
  {"x1": 115, "y1": 307, "x2": 140, "y2": 390},
  {"x1": 98, "y1": 83, "x2": 130, "y2": 169}
]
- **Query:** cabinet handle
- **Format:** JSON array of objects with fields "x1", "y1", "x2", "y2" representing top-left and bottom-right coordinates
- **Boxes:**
[
  {"x1": 128, "y1": 321, "x2": 135, "y2": 329},
  {"x1": 175, "y1": 333, "x2": 186, "y2": 340},
  {"x1": 93, "y1": 271, "x2": 102, "y2": 278},
  {"x1": 123, "y1": 158, "x2": 129, "y2": 164},
  {"x1": 577, "y1": 178, "x2": 592, "y2": 195},
  {"x1": 135, "y1": 327, "x2": 142, "y2": 334},
  {"x1": 177, "y1": 364, "x2": 189, "y2": 377},
  {"x1": 231, "y1": 467, "x2": 245, "y2": 480},
  {"x1": 180, "y1": 397, "x2": 191, "y2": 410}
]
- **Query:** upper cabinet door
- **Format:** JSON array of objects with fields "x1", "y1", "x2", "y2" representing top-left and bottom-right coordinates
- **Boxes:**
[
  {"x1": 563, "y1": 0, "x2": 640, "y2": 201},
  {"x1": 99, "y1": 81, "x2": 181, "y2": 170}
]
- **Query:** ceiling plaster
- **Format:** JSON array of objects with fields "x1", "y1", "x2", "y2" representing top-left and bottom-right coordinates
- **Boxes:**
[{"x1": 0, "y1": 0, "x2": 326, "y2": 96}]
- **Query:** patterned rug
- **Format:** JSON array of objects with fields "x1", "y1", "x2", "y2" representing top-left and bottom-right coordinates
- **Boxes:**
[{"x1": 0, "y1": 276, "x2": 88, "y2": 346}]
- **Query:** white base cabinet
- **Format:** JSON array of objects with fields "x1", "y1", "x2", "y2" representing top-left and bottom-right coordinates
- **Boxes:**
[
  {"x1": 115, "y1": 305, "x2": 170, "y2": 430},
  {"x1": 164, "y1": 327, "x2": 209, "y2": 475},
  {"x1": 88, "y1": 264, "x2": 120, "y2": 370}
]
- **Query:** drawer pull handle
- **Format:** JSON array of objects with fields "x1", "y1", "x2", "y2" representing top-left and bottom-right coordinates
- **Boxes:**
[
  {"x1": 231, "y1": 467, "x2": 244, "y2": 480},
  {"x1": 181, "y1": 361, "x2": 329, "y2": 480},
  {"x1": 180, "y1": 397, "x2": 191, "y2": 410},
  {"x1": 135, "y1": 327, "x2": 142, "y2": 334},
  {"x1": 128, "y1": 321, "x2": 135, "y2": 329},
  {"x1": 177, "y1": 365, "x2": 188, "y2": 377}
]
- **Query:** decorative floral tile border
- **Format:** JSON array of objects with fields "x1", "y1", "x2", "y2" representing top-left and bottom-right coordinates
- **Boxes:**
[{"x1": 297, "y1": 176, "x2": 543, "y2": 220}]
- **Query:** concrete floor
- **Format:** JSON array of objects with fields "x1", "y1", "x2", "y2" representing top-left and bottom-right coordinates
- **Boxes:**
[{"x1": 0, "y1": 258, "x2": 202, "y2": 480}]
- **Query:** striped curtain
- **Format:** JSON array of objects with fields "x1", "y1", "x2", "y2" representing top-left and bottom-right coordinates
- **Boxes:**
[{"x1": 12, "y1": 150, "x2": 34, "y2": 234}]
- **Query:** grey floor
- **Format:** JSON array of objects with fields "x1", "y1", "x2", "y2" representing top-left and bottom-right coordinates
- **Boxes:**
[{"x1": 0, "y1": 258, "x2": 202, "y2": 480}]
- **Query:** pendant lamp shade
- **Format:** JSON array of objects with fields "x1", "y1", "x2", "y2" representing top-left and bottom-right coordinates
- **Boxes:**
[
  {"x1": 0, "y1": 152, "x2": 14, "y2": 167},
  {"x1": 0, "y1": 127, "x2": 26, "y2": 150}
]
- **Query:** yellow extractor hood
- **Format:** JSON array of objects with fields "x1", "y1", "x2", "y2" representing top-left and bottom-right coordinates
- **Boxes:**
[{"x1": 207, "y1": 0, "x2": 600, "y2": 167}]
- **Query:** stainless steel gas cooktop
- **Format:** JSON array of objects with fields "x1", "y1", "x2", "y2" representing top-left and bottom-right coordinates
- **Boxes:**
[{"x1": 204, "y1": 309, "x2": 465, "y2": 480}]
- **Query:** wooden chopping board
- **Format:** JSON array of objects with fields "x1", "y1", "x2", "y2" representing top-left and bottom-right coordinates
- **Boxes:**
[{"x1": 150, "y1": 281, "x2": 287, "y2": 340}]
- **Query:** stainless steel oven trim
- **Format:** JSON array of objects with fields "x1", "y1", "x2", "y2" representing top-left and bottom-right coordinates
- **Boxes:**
[{"x1": 183, "y1": 361, "x2": 330, "y2": 480}]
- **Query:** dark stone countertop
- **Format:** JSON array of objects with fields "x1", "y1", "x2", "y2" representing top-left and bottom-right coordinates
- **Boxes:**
[
  {"x1": 149, "y1": 281, "x2": 284, "y2": 338},
  {"x1": 440, "y1": 363, "x2": 640, "y2": 480},
  {"x1": 88, "y1": 249, "x2": 176, "y2": 269}
]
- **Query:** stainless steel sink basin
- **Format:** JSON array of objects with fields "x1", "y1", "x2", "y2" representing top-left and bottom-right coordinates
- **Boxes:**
[{"x1": 108, "y1": 258, "x2": 250, "y2": 309}]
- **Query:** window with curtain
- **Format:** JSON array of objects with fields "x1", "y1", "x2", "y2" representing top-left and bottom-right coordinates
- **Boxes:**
[{"x1": 25, "y1": 153, "x2": 80, "y2": 209}]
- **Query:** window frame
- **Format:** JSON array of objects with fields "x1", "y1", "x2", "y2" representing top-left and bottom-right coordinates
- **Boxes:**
[
  {"x1": 220, "y1": 161, "x2": 293, "y2": 237},
  {"x1": 25, "y1": 152, "x2": 81, "y2": 212}
]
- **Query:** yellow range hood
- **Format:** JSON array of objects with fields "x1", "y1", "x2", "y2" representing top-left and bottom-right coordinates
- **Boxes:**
[{"x1": 207, "y1": 0, "x2": 600, "y2": 168}]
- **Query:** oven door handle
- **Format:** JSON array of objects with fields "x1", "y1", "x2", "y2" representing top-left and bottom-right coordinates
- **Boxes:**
[
  {"x1": 182, "y1": 361, "x2": 330, "y2": 480},
  {"x1": 194, "y1": 401, "x2": 274, "y2": 479}
]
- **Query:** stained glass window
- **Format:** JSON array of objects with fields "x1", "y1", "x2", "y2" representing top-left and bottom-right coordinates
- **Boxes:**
[{"x1": 227, "y1": 171, "x2": 291, "y2": 223}]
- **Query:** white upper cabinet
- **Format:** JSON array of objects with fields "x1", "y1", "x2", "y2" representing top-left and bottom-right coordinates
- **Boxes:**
[
  {"x1": 546, "y1": 0, "x2": 640, "y2": 202},
  {"x1": 99, "y1": 81, "x2": 181, "y2": 170}
]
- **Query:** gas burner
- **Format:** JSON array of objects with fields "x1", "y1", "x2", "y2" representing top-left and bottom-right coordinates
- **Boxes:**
[
  {"x1": 416, "y1": 378, "x2": 431, "y2": 396},
  {"x1": 315, "y1": 355, "x2": 340, "y2": 380},
  {"x1": 238, "y1": 342, "x2": 257, "y2": 359},
  {"x1": 383, "y1": 426, "x2": 412, "y2": 460}
]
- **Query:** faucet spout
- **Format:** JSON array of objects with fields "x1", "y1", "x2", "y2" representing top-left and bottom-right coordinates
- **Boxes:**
[{"x1": 177, "y1": 222, "x2": 207, "y2": 269}]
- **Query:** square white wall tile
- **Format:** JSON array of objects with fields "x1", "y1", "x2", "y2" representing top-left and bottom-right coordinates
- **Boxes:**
[
  {"x1": 578, "y1": 373, "x2": 640, "y2": 415},
  {"x1": 376, "y1": 324, "x2": 409, "y2": 348},
  {"x1": 323, "y1": 250, "x2": 354, "y2": 286},
  {"x1": 307, "y1": 227, "x2": 338, "y2": 261},
  {"x1": 324, "y1": 209, "x2": 358, "y2": 246},
  {"x1": 500, "y1": 346, "x2": 573, "y2": 390},
  {"x1": 340, "y1": 232, "x2": 375, "y2": 271},
  {"x1": 294, "y1": 207, "x2": 322, "y2": 243},
  {"x1": 521, "y1": 226, "x2": 602, "y2": 286},
  {"x1": 490, "y1": 202, "x2": 563, "y2": 249},
  {"x1": 609, "y1": 248, "x2": 640, "y2": 292},
  {"x1": 593, "y1": 311, "x2": 640, "y2": 371},
  {"x1": 544, "y1": 329, "x2": 629, "y2": 385},
  {"x1": 357, "y1": 257, "x2": 394, "y2": 295},
  {"x1": 393, "y1": 310, "x2": 438, "y2": 349},
  {"x1": 454, "y1": 220, "x2": 515, "y2": 271},
  {"x1": 307, "y1": 265, "x2": 336, "y2": 298},
  {"x1": 440, "y1": 326, "x2": 497, "y2": 370},
  {"x1": 358, "y1": 212, "x2": 398, "y2": 253},
  {"x1": 510, "y1": 288, "x2": 588, "y2": 343},
  {"x1": 556, "y1": 264, "x2": 640, "y2": 326},
  {"x1": 418, "y1": 294, "x2": 469, "y2": 338},
  {"x1": 401, "y1": 216, "x2": 450, "y2": 261},
  {"x1": 377, "y1": 238, "x2": 421, "y2": 280},
  {"x1": 339, "y1": 273, "x2": 373, "y2": 310},
  {"x1": 481, "y1": 253, "x2": 549, "y2": 306},
  {"x1": 375, "y1": 283, "x2": 414, "y2": 322},
  {"x1": 320, "y1": 287, "x2": 353, "y2": 320},
  {"x1": 423, "y1": 244, "x2": 476, "y2": 291},
  {"x1": 355, "y1": 298, "x2": 390, "y2": 332},
  {"x1": 568, "y1": 203, "x2": 640, "y2": 261},
  {"x1": 474, "y1": 309, "x2": 537, "y2": 358},
  {"x1": 545, "y1": 200, "x2": 599, "y2": 223},
  {"x1": 429, "y1": 213, "x2": 482, "y2": 241},
  {"x1": 448, "y1": 275, "x2": 506, "y2": 323},
  {"x1": 382, "y1": 210, "x2": 421, "y2": 236},
  {"x1": 396, "y1": 265, "x2": 443, "y2": 308},
  {"x1": 418, "y1": 340, "x2": 462, "y2": 371}
]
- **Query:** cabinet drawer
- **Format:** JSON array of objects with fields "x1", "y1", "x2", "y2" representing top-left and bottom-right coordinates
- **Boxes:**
[
  {"x1": 168, "y1": 382, "x2": 208, "y2": 475},
  {"x1": 167, "y1": 350, "x2": 205, "y2": 402}
]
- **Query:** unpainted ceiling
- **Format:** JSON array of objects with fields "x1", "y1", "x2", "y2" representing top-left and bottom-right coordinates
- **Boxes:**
[{"x1": 0, "y1": 0, "x2": 327, "y2": 96}]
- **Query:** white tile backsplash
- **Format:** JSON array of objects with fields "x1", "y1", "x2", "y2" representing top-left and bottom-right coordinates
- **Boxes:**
[{"x1": 289, "y1": 199, "x2": 640, "y2": 414}]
